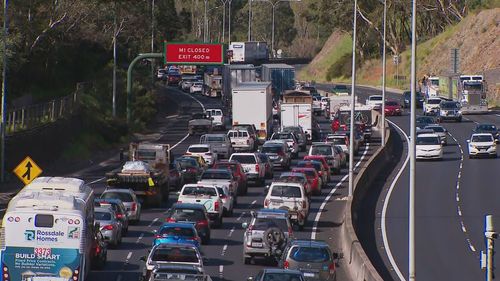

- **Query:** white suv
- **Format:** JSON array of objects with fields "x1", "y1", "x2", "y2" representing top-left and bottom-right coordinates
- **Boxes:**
[
  {"x1": 186, "y1": 144, "x2": 218, "y2": 165},
  {"x1": 229, "y1": 153, "x2": 266, "y2": 185},
  {"x1": 263, "y1": 182, "x2": 309, "y2": 230},
  {"x1": 205, "y1": 108, "x2": 225, "y2": 130},
  {"x1": 423, "y1": 97, "x2": 442, "y2": 116},
  {"x1": 467, "y1": 133, "x2": 497, "y2": 159},
  {"x1": 366, "y1": 95, "x2": 383, "y2": 110}
]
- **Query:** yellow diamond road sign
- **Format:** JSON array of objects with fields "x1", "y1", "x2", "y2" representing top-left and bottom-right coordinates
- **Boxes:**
[{"x1": 13, "y1": 156, "x2": 43, "y2": 185}]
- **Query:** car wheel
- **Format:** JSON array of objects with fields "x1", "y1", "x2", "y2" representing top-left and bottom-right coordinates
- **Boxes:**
[{"x1": 243, "y1": 256, "x2": 251, "y2": 265}]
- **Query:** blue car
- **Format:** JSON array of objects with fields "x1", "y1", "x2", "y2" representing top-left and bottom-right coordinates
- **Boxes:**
[{"x1": 152, "y1": 223, "x2": 201, "y2": 249}]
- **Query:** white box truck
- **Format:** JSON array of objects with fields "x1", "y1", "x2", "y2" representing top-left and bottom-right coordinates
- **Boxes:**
[
  {"x1": 232, "y1": 82, "x2": 273, "y2": 143},
  {"x1": 280, "y1": 91, "x2": 313, "y2": 140}
]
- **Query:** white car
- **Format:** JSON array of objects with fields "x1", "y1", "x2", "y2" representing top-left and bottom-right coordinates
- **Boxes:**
[
  {"x1": 424, "y1": 124, "x2": 447, "y2": 145},
  {"x1": 416, "y1": 133, "x2": 443, "y2": 160},
  {"x1": 186, "y1": 144, "x2": 218, "y2": 165},
  {"x1": 229, "y1": 153, "x2": 266, "y2": 185},
  {"x1": 227, "y1": 129, "x2": 254, "y2": 152},
  {"x1": 423, "y1": 97, "x2": 442, "y2": 116},
  {"x1": 309, "y1": 143, "x2": 342, "y2": 174},
  {"x1": 467, "y1": 133, "x2": 497, "y2": 158},
  {"x1": 177, "y1": 183, "x2": 224, "y2": 227},
  {"x1": 205, "y1": 108, "x2": 225, "y2": 130},
  {"x1": 190, "y1": 82, "x2": 203, "y2": 94},
  {"x1": 263, "y1": 182, "x2": 309, "y2": 230},
  {"x1": 366, "y1": 95, "x2": 383, "y2": 110}
]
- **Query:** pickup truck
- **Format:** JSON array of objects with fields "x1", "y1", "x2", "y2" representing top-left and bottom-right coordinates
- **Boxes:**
[
  {"x1": 188, "y1": 113, "x2": 213, "y2": 135},
  {"x1": 205, "y1": 108, "x2": 225, "y2": 130},
  {"x1": 227, "y1": 130, "x2": 254, "y2": 152},
  {"x1": 200, "y1": 134, "x2": 233, "y2": 159},
  {"x1": 177, "y1": 184, "x2": 224, "y2": 227}
]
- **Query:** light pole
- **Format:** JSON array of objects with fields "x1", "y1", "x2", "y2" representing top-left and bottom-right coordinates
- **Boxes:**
[
  {"x1": 252, "y1": 0, "x2": 301, "y2": 57},
  {"x1": 151, "y1": 0, "x2": 155, "y2": 85},
  {"x1": 220, "y1": 0, "x2": 228, "y2": 42},
  {"x1": 348, "y1": 0, "x2": 357, "y2": 198},
  {"x1": 204, "y1": 0, "x2": 208, "y2": 42},
  {"x1": 248, "y1": 0, "x2": 252, "y2": 41},
  {"x1": 1, "y1": 0, "x2": 8, "y2": 182},
  {"x1": 409, "y1": 0, "x2": 417, "y2": 280},
  {"x1": 380, "y1": 0, "x2": 387, "y2": 146},
  {"x1": 112, "y1": 2, "x2": 117, "y2": 118},
  {"x1": 228, "y1": 0, "x2": 233, "y2": 42}
]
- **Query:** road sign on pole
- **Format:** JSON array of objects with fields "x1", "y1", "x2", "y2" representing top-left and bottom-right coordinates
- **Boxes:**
[
  {"x1": 13, "y1": 156, "x2": 42, "y2": 185},
  {"x1": 164, "y1": 43, "x2": 225, "y2": 65},
  {"x1": 451, "y1": 48, "x2": 460, "y2": 75}
]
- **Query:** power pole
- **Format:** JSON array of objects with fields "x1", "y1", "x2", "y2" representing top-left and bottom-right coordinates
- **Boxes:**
[
  {"x1": 409, "y1": 0, "x2": 417, "y2": 280},
  {"x1": 348, "y1": 0, "x2": 357, "y2": 198},
  {"x1": 1, "y1": 0, "x2": 9, "y2": 183}
]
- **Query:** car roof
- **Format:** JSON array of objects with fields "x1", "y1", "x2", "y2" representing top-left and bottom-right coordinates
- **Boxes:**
[
  {"x1": 159, "y1": 222, "x2": 196, "y2": 229},
  {"x1": 271, "y1": 181, "x2": 304, "y2": 186},
  {"x1": 152, "y1": 242, "x2": 198, "y2": 250},
  {"x1": 103, "y1": 188, "x2": 134, "y2": 194},
  {"x1": 417, "y1": 133, "x2": 439, "y2": 138},
  {"x1": 214, "y1": 160, "x2": 240, "y2": 165},
  {"x1": 262, "y1": 268, "x2": 303, "y2": 274},
  {"x1": 172, "y1": 203, "x2": 207, "y2": 210},
  {"x1": 258, "y1": 208, "x2": 289, "y2": 215},
  {"x1": 231, "y1": 153, "x2": 256, "y2": 156},
  {"x1": 188, "y1": 144, "x2": 210, "y2": 148},
  {"x1": 95, "y1": 198, "x2": 123, "y2": 204},
  {"x1": 95, "y1": 207, "x2": 114, "y2": 213}
]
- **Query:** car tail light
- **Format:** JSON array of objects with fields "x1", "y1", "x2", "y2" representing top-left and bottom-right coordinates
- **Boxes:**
[
  {"x1": 154, "y1": 234, "x2": 162, "y2": 238},
  {"x1": 255, "y1": 164, "x2": 259, "y2": 172},
  {"x1": 102, "y1": 225, "x2": 114, "y2": 230},
  {"x1": 288, "y1": 227, "x2": 293, "y2": 236},
  {"x1": 246, "y1": 139, "x2": 250, "y2": 144},
  {"x1": 187, "y1": 167, "x2": 197, "y2": 173},
  {"x1": 196, "y1": 219, "x2": 209, "y2": 228},
  {"x1": 214, "y1": 201, "x2": 220, "y2": 211},
  {"x1": 116, "y1": 213, "x2": 124, "y2": 219},
  {"x1": 329, "y1": 263, "x2": 336, "y2": 274},
  {"x1": 302, "y1": 200, "x2": 307, "y2": 209},
  {"x1": 264, "y1": 199, "x2": 270, "y2": 207},
  {"x1": 166, "y1": 217, "x2": 176, "y2": 223},
  {"x1": 220, "y1": 194, "x2": 227, "y2": 199},
  {"x1": 96, "y1": 245, "x2": 101, "y2": 254},
  {"x1": 131, "y1": 203, "x2": 137, "y2": 212},
  {"x1": 283, "y1": 260, "x2": 289, "y2": 269},
  {"x1": 73, "y1": 267, "x2": 80, "y2": 281}
]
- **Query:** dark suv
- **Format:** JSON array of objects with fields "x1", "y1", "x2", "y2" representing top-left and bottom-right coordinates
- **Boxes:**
[
  {"x1": 401, "y1": 90, "x2": 424, "y2": 108},
  {"x1": 164, "y1": 203, "x2": 211, "y2": 244}
]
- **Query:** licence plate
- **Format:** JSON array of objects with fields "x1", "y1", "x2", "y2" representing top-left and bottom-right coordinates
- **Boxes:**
[
  {"x1": 290, "y1": 214, "x2": 298, "y2": 219},
  {"x1": 244, "y1": 167, "x2": 251, "y2": 172},
  {"x1": 252, "y1": 242, "x2": 263, "y2": 247},
  {"x1": 303, "y1": 273, "x2": 315, "y2": 277}
]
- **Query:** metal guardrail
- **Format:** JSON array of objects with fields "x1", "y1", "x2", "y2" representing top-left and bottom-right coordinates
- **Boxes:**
[{"x1": 5, "y1": 84, "x2": 85, "y2": 136}]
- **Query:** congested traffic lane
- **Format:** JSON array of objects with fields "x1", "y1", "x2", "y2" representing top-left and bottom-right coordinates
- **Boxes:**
[
  {"x1": 323, "y1": 84, "x2": 500, "y2": 280},
  {"x1": 81, "y1": 84, "x2": 380, "y2": 281}
]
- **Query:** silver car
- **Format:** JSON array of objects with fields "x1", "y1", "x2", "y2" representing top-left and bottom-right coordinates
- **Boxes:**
[
  {"x1": 425, "y1": 124, "x2": 448, "y2": 145},
  {"x1": 95, "y1": 207, "x2": 123, "y2": 247},
  {"x1": 101, "y1": 188, "x2": 142, "y2": 223},
  {"x1": 242, "y1": 209, "x2": 294, "y2": 264}
]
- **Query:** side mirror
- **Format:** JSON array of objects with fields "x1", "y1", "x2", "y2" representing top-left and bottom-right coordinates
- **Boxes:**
[{"x1": 242, "y1": 222, "x2": 248, "y2": 229}]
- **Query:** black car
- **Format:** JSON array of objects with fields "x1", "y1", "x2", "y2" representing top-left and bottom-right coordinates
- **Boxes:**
[
  {"x1": 473, "y1": 123, "x2": 499, "y2": 140},
  {"x1": 401, "y1": 90, "x2": 424, "y2": 108},
  {"x1": 416, "y1": 115, "x2": 437, "y2": 130},
  {"x1": 164, "y1": 203, "x2": 211, "y2": 244}
]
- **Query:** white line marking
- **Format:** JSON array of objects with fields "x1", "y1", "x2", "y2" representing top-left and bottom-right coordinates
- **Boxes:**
[
  {"x1": 136, "y1": 233, "x2": 144, "y2": 243},
  {"x1": 354, "y1": 144, "x2": 370, "y2": 170},
  {"x1": 166, "y1": 114, "x2": 179, "y2": 119},
  {"x1": 311, "y1": 143, "x2": 369, "y2": 239},
  {"x1": 219, "y1": 265, "x2": 224, "y2": 277},
  {"x1": 381, "y1": 120, "x2": 409, "y2": 281},
  {"x1": 496, "y1": 114, "x2": 500, "y2": 118},
  {"x1": 221, "y1": 244, "x2": 228, "y2": 256},
  {"x1": 0, "y1": 208, "x2": 6, "y2": 212},
  {"x1": 237, "y1": 212, "x2": 245, "y2": 221},
  {"x1": 228, "y1": 227, "x2": 235, "y2": 237},
  {"x1": 88, "y1": 177, "x2": 105, "y2": 185},
  {"x1": 169, "y1": 133, "x2": 190, "y2": 151},
  {"x1": 251, "y1": 200, "x2": 257, "y2": 205},
  {"x1": 125, "y1": 251, "x2": 132, "y2": 263},
  {"x1": 148, "y1": 218, "x2": 159, "y2": 227}
]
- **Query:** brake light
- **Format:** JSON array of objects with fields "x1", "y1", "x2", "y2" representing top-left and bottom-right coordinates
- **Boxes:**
[
  {"x1": 102, "y1": 225, "x2": 114, "y2": 230},
  {"x1": 155, "y1": 234, "x2": 162, "y2": 238},
  {"x1": 196, "y1": 219, "x2": 209, "y2": 228},
  {"x1": 288, "y1": 227, "x2": 293, "y2": 236},
  {"x1": 329, "y1": 263, "x2": 336, "y2": 274},
  {"x1": 283, "y1": 260, "x2": 289, "y2": 269},
  {"x1": 131, "y1": 203, "x2": 137, "y2": 212},
  {"x1": 264, "y1": 199, "x2": 270, "y2": 207},
  {"x1": 166, "y1": 217, "x2": 176, "y2": 223},
  {"x1": 116, "y1": 213, "x2": 124, "y2": 219},
  {"x1": 220, "y1": 194, "x2": 227, "y2": 199},
  {"x1": 302, "y1": 200, "x2": 307, "y2": 209},
  {"x1": 96, "y1": 245, "x2": 101, "y2": 254},
  {"x1": 214, "y1": 201, "x2": 220, "y2": 211},
  {"x1": 255, "y1": 164, "x2": 259, "y2": 172}
]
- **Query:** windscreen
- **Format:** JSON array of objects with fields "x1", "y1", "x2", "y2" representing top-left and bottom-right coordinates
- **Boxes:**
[
  {"x1": 441, "y1": 102, "x2": 459, "y2": 109},
  {"x1": 299, "y1": 162, "x2": 321, "y2": 171},
  {"x1": 279, "y1": 176, "x2": 305, "y2": 183},
  {"x1": 271, "y1": 185, "x2": 302, "y2": 198},
  {"x1": 311, "y1": 146, "x2": 332, "y2": 156},
  {"x1": 477, "y1": 125, "x2": 497, "y2": 131},
  {"x1": 206, "y1": 136, "x2": 225, "y2": 142},
  {"x1": 214, "y1": 163, "x2": 236, "y2": 172},
  {"x1": 272, "y1": 133, "x2": 292, "y2": 140},
  {"x1": 427, "y1": 99, "x2": 441, "y2": 104},
  {"x1": 159, "y1": 227, "x2": 195, "y2": 237},
  {"x1": 426, "y1": 126, "x2": 445, "y2": 133},
  {"x1": 385, "y1": 101, "x2": 399, "y2": 106},
  {"x1": 170, "y1": 209, "x2": 205, "y2": 221},
  {"x1": 370, "y1": 96, "x2": 383, "y2": 101},
  {"x1": 261, "y1": 273, "x2": 304, "y2": 281},
  {"x1": 188, "y1": 147, "x2": 209, "y2": 153},
  {"x1": 253, "y1": 218, "x2": 288, "y2": 231},
  {"x1": 151, "y1": 248, "x2": 199, "y2": 263},
  {"x1": 230, "y1": 155, "x2": 256, "y2": 164},
  {"x1": 182, "y1": 186, "x2": 217, "y2": 196},
  {"x1": 294, "y1": 169, "x2": 316, "y2": 177},
  {"x1": 95, "y1": 211, "x2": 112, "y2": 221},
  {"x1": 417, "y1": 136, "x2": 440, "y2": 145},
  {"x1": 289, "y1": 246, "x2": 330, "y2": 263},
  {"x1": 176, "y1": 158, "x2": 197, "y2": 168},
  {"x1": 472, "y1": 135, "x2": 494, "y2": 142},
  {"x1": 228, "y1": 131, "x2": 248, "y2": 138},
  {"x1": 261, "y1": 146, "x2": 283, "y2": 153},
  {"x1": 201, "y1": 171, "x2": 231, "y2": 180},
  {"x1": 327, "y1": 138, "x2": 345, "y2": 145},
  {"x1": 101, "y1": 192, "x2": 133, "y2": 202}
]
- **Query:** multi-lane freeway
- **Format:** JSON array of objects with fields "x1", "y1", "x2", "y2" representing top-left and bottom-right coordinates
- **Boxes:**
[{"x1": 70, "y1": 84, "x2": 380, "y2": 281}]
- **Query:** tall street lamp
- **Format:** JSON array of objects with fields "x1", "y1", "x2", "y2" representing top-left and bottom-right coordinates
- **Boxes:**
[
  {"x1": 248, "y1": 0, "x2": 252, "y2": 41},
  {"x1": 151, "y1": 0, "x2": 155, "y2": 85},
  {"x1": 220, "y1": 0, "x2": 229, "y2": 42},
  {"x1": 409, "y1": 0, "x2": 417, "y2": 280},
  {"x1": 348, "y1": 0, "x2": 358, "y2": 197},
  {"x1": 204, "y1": 0, "x2": 208, "y2": 42},
  {"x1": 380, "y1": 0, "x2": 387, "y2": 147},
  {"x1": 228, "y1": 0, "x2": 233, "y2": 42},
  {"x1": 252, "y1": 0, "x2": 301, "y2": 56},
  {"x1": 1, "y1": 0, "x2": 8, "y2": 182}
]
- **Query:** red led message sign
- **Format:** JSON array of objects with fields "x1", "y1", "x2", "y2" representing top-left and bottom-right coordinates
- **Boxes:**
[{"x1": 164, "y1": 43, "x2": 225, "y2": 65}]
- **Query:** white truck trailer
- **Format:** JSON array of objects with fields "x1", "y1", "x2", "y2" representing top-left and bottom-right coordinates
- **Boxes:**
[
  {"x1": 280, "y1": 91, "x2": 313, "y2": 140},
  {"x1": 232, "y1": 82, "x2": 273, "y2": 142},
  {"x1": 459, "y1": 74, "x2": 488, "y2": 114}
]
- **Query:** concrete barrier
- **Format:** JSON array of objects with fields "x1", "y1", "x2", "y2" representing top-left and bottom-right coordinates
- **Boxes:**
[{"x1": 340, "y1": 111, "x2": 396, "y2": 281}]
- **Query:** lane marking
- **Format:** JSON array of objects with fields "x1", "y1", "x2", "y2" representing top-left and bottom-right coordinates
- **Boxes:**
[
  {"x1": 148, "y1": 218, "x2": 159, "y2": 227},
  {"x1": 169, "y1": 134, "x2": 190, "y2": 151},
  {"x1": 237, "y1": 212, "x2": 245, "y2": 221},
  {"x1": 251, "y1": 200, "x2": 257, "y2": 205},
  {"x1": 124, "y1": 251, "x2": 132, "y2": 264},
  {"x1": 354, "y1": 144, "x2": 370, "y2": 170},
  {"x1": 136, "y1": 233, "x2": 144, "y2": 243},
  {"x1": 219, "y1": 265, "x2": 224, "y2": 278},
  {"x1": 311, "y1": 143, "x2": 369, "y2": 240},
  {"x1": 88, "y1": 177, "x2": 105, "y2": 185},
  {"x1": 448, "y1": 131, "x2": 476, "y2": 253},
  {"x1": 166, "y1": 114, "x2": 179, "y2": 119},
  {"x1": 381, "y1": 120, "x2": 409, "y2": 281},
  {"x1": 228, "y1": 227, "x2": 235, "y2": 237},
  {"x1": 221, "y1": 244, "x2": 228, "y2": 256}
]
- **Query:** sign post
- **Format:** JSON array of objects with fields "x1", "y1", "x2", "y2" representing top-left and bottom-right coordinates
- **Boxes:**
[
  {"x1": 164, "y1": 42, "x2": 225, "y2": 65},
  {"x1": 13, "y1": 156, "x2": 42, "y2": 185}
]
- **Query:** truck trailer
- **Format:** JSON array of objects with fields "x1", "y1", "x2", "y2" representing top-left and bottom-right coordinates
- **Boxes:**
[
  {"x1": 229, "y1": 41, "x2": 269, "y2": 64},
  {"x1": 260, "y1": 64, "x2": 295, "y2": 100},
  {"x1": 222, "y1": 64, "x2": 258, "y2": 109},
  {"x1": 232, "y1": 82, "x2": 273, "y2": 143},
  {"x1": 280, "y1": 91, "x2": 313, "y2": 140}
]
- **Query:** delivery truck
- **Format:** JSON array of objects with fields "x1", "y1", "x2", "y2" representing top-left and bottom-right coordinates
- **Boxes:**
[
  {"x1": 261, "y1": 64, "x2": 295, "y2": 99},
  {"x1": 229, "y1": 41, "x2": 269, "y2": 64},
  {"x1": 280, "y1": 91, "x2": 313, "y2": 140},
  {"x1": 232, "y1": 82, "x2": 273, "y2": 143},
  {"x1": 222, "y1": 64, "x2": 258, "y2": 109}
]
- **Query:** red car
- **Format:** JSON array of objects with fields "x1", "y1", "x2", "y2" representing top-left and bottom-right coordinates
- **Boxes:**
[
  {"x1": 303, "y1": 155, "x2": 331, "y2": 182},
  {"x1": 212, "y1": 160, "x2": 248, "y2": 195},
  {"x1": 296, "y1": 160, "x2": 328, "y2": 188},
  {"x1": 292, "y1": 167, "x2": 322, "y2": 195},
  {"x1": 384, "y1": 100, "x2": 402, "y2": 116}
]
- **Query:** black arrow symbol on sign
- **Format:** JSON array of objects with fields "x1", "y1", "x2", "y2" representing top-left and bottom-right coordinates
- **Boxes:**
[{"x1": 22, "y1": 161, "x2": 32, "y2": 180}]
